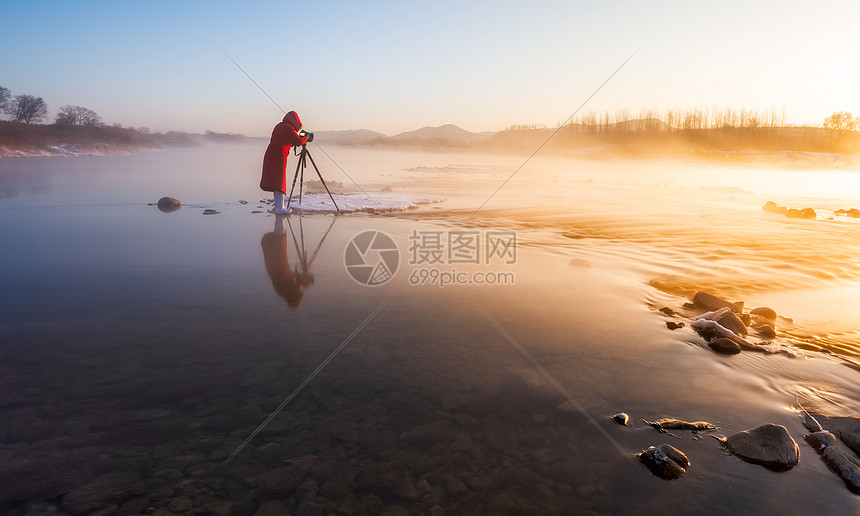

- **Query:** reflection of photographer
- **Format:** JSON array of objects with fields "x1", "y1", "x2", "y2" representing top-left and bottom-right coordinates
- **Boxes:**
[{"x1": 260, "y1": 215, "x2": 310, "y2": 308}]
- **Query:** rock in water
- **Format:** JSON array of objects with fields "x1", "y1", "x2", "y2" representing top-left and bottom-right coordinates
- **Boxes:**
[
  {"x1": 61, "y1": 471, "x2": 143, "y2": 514},
  {"x1": 715, "y1": 310, "x2": 748, "y2": 336},
  {"x1": 638, "y1": 444, "x2": 689, "y2": 479},
  {"x1": 725, "y1": 424, "x2": 799, "y2": 467},
  {"x1": 693, "y1": 292, "x2": 740, "y2": 313},
  {"x1": 612, "y1": 413, "x2": 629, "y2": 426},
  {"x1": 805, "y1": 431, "x2": 860, "y2": 492},
  {"x1": 750, "y1": 307, "x2": 777, "y2": 321},
  {"x1": 708, "y1": 338, "x2": 741, "y2": 354},
  {"x1": 644, "y1": 418, "x2": 717, "y2": 432},
  {"x1": 753, "y1": 325, "x2": 777, "y2": 339},
  {"x1": 785, "y1": 207, "x2": 816, "y2": 219},
  {"x1": 157, "y1": 196, "x2": 181, "y2": 212},
  {"x1": 810, "y1": 414, "x2": 860, "y2": 455},
  {"x1": 568, "y1": 258, "x2": 591, "y2": 269},
  {"x1": 763, "y1": 201, "x2": 788, "y2": 214}
]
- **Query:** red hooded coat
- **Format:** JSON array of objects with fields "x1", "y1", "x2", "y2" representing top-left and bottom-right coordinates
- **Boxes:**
[{"x1": 260, "y1": 111, "x2": 308, "y2": 193}]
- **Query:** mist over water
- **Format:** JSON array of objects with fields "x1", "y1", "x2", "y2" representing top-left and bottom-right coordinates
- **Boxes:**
[{"x1": 2, "y1": 144, "x2": 860, "y2": 514}]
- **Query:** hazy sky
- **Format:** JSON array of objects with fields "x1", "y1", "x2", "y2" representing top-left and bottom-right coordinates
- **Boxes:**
[{"x1": 2, "y1": 1, "x2": 857, "y2": 136}]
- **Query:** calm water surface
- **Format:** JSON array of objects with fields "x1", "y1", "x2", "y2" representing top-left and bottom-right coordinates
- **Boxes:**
[{"x1": 1, "y1": 144, "x2": 859, "y2": 514}]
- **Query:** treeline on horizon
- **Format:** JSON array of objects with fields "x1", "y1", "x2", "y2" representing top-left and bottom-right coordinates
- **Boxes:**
[
  {"x1": 0, "y1": 84, "x2": 250, "y2": 154},
  {"x1": 0, "y1": 121, "x2": 206, "y2": 153},
  {"x1": 363, "y1": 107, "x2": 859, "y2": 156},
  {"x1": 0, "y1": 120, "x2": 253, "y2": 154},
  {"x1": 491, "y1": 107, "x2": 860, "y2": 155}
]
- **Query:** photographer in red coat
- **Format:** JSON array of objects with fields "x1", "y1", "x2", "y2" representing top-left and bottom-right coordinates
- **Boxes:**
[{"x1": 260, "y1": 111, "x2": 308, "y2": 214}]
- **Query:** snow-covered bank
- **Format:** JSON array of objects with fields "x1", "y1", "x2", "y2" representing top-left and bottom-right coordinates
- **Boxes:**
[
  {"x1": 0, "y1": 143, "x2": 146, "y2": 158},
  {"x1": 286, "y1": 192, "x2": 444, "y2": 213}
]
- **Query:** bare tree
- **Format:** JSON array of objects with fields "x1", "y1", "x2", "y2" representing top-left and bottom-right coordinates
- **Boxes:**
[
  {"x1": 824, "y1": 111, "x2": 858, "y2": 132},
  {"x1": 55, "y1": 105, "x2": 103, "y2": 126},
  {"x1": 0, "y1": 86, "x2": 10, "y2": 115},
  {"x1": 823, "y1": 111, "x2": 859, "y2": 149},
  {"x1": 6, "y1": 95, "x2": 48, "y2": 124}
]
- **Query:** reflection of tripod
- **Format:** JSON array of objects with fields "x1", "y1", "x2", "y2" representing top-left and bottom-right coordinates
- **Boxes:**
[
  {"x1": 287, "y1": 144, "x2": 340, "y2": 213},
  {"x1": 286, "y1": 213, "x2": 337, "y2": 286}
]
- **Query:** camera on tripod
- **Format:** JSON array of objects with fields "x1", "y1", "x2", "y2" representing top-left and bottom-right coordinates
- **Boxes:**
[
  {"x1": 299, "y1": 130, "x2": 314, "y2": 143},
  {"x1": 288, "y1": 140, "x2": 340, "y2": 212}
]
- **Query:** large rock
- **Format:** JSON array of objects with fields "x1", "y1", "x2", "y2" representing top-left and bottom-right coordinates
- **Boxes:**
[
  {"x1": 725, "y1": 424, "x2": 799, "y2": 467},
  {"x1": 805, "y1": 431, "x2": 860, "y2": 492},
  {"x1": 693, "y1": 292, "x2": 740, "y2": 313},
  {"x1": 638, "y1": 444, "x2": 689, "y2": 479}
]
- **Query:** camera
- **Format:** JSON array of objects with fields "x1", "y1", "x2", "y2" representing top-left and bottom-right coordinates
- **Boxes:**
[{"x1": 299, "y1": 130, "x2": 314, "y2": 143}]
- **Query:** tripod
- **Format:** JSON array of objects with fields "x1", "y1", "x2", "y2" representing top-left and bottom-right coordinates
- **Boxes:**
[{"x1": 287, "y1": 144, "x2": 340, "y2": 213}]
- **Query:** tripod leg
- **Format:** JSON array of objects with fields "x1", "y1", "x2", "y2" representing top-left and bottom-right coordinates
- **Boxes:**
[
  {"x1": 298, "y1": 150, "x2": 305, "y2": 205},
  {"x1": 287, "y1": 153, "x2": 303, "y2": 209},
  {"x1": 305, "y1": 150, "x2": 341, "y2": 213}
]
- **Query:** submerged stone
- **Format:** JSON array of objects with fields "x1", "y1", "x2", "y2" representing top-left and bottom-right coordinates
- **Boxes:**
[{"x1": 61, "y1": 471, "x2": 143, "y2": 515}]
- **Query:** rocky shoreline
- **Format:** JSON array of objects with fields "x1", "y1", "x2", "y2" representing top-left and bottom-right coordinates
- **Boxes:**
[{"x1": 649, "y1": 290, "x2": 860, "y2": 491}]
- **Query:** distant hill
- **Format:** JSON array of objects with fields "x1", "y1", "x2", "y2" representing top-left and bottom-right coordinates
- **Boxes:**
[
  {"x1": 314, "y1": 129, "x2": 389, "y2": 144},
  {"x1": 392, "y1": 124, "x2": 494, "y2": 143}
]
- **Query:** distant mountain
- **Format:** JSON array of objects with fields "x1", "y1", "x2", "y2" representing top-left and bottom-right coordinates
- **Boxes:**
[
  {"x1": 309, "y1": 124, "x2": 497, "y2": 146},
  {"x1": 313, "y1": 129, "x2": 388, "y2": 144},
  {"x1": 392, "y1": 124, "x2": 494, "y2": 143}
]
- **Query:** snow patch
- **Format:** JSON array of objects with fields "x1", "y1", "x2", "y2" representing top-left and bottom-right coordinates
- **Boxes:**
[{"x1": 287, "y1": 193, "x2": 444, "y2": 213}]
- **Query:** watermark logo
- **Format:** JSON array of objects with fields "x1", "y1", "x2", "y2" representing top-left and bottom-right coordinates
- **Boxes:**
[
  {"x1": 408, "y1": 229, "x2": 517, "y2": 265},
  {"x1": 344, "y1": 230, "x2": 400, "y2": 286},
  {"x1": 407, "y1": 229, "x2": 517, "y2": 287}
]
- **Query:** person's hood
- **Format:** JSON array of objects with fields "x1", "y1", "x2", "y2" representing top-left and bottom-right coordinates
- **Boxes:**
[{"x1": 283, "y1": 111, "x2": 302, "y2": 131}]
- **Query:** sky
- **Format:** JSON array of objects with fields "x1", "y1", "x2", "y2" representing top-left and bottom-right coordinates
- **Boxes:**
[{"x1": 1, "y1": 0, "x2": 858, "y2": 137}]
